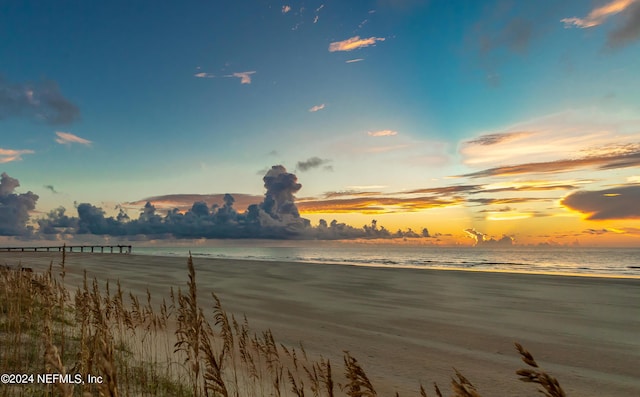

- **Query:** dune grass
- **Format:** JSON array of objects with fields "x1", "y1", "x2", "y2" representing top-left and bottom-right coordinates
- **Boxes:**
[{"x1": 0, "y1": 253, "x2": 566, "y2": 397}]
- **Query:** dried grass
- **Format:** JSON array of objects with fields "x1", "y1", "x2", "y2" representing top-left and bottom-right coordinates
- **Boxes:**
[{"x1": 0, "y1": 253, "x2": 569, "y2": 397}]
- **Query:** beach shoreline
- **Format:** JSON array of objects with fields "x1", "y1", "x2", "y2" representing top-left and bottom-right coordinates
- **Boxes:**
[{"x1": 2, "y1": 251, "x2": 639, "y2": 396}]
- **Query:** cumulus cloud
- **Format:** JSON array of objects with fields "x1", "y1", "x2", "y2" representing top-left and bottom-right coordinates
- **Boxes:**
[
  {"x1": 55, "y1": 131, "x2": 92, "y2": 146},
  {"x1": 296, "y1": 157, "x2": 331, "y2": 172},
  {"x1": 329, "y1": 36, "x2": 385, "y2": 52},
  {"x1": 464, "y1": 228, "x2": 514, "y2": 246},
  {"x1": 0, "y1": 173, "x2": 39, "y2": 236},
  {"x1": 309, "y1": 104, "x2": 325, "y2": 112},
  {"x1": 561, "y1": 185, "x2": 640, "y2": 220},
  {"x1": 230, "y1": 71, "x2": 256, "y2": 84},
  {"x1": 368, "y1": 129, "x2": 398, "y2": 137},
  {"x1": 561, "y1": 0, "x2": 637, "y2": 28},
  {"x1": 126, "y1": 193, "x2": 262, "y2": 213},
  {"x1": 0, "y1": 148, "x2": 34, "y2": 163},
  {"x1": 0, "y1": 76, "x2": 80, "y2": 125},
  {"x1": 282, "y1": 5, "x2": 291, "y2": 13},
  {"x1": 26, "y1": 165, "x2": 437, "y2": 240}
]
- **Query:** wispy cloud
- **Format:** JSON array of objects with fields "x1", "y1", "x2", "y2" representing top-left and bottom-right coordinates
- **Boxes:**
[
  {"x1": 0, "y1": 148, "x2": 34, "y2": 163},
  {"x1": 461, "y1": 111, "x2": 640, "y2": 168},
  {"x1": 328, "y1": 36, "x2": 385, "y2": 52},
  {"x1": 309, "y1": 104, "x2": 325, "y2": 112},
  {"x1": 561, "y1": 0, "x2": 637, "y2": 28},
  {"x1": 461, "y1": 148, "x2": 640, "y2": 178},
  {"x1": 282, "y1": 5, "x2": 291, "y2": 14},
  {"x1": 296, "y1": 157, "x2": 331, "y2": 172},
  {"x1": 44, "y1": 185, "x2": 58, "y2": 194},
  {"x1": 346, "y1": 58, "x2": 364, "y2": 63},
  {"x1": 55, "y1": 131, "x2": 92, "y2": 146},
  {"x1": 194, "y1": 72, "x2": 215, "y2": 78},
  {"x1": 368, "y1": 129, "x2": 398, "y2": 137},
  {"x1": 230, "y1": 71, "x2": 256, "y2": 84},
  {"x1": 297, "y1": 195, "x2": 461, "y2": 214},
  {"x1": 0, "y1": 77, "x2": 80, "y2": 125}
]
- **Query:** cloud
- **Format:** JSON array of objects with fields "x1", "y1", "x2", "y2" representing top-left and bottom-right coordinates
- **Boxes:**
[
  {"x1": 44, "y1": 185, "x2": 58, "y2": 194},
  {"x1": 297, "y1": 195, "x2": 462, "y2": 214},
  {"x1": 561, "y1": 185, "x2": 640, "y2": 220},
  {"x1": 466, "y1": 131, "x2": 532, "y2": 146},
  {"x1": 561, "y1": 0, "x2": 637, "y2": 28},
  {"x1": 346, "y1": 58, "x2": 365, "y2": 63},
  {"x1": 467, "y1": 197, "x2": 552, "y2": 206},
  {"x1": 607, "y1": 1, "x2": 640, "y2": 48},
  {"x1": 461, "y1": 147, "x2": 640, "y2": 178},
  {"x1": 55, "y1": 131, "x2": 92, "y2": 146},
  {"x1": 230, "y1": 71, "x2": 256, "y2": 84},
  {"x1": 464, "y1": 228, "x2": 514, "y2": 246},
  {"x1": 282, "y1": 5, "x2": 291, "y2": 14},
  {"x1": 368, "y1": 129, "x2": 398, "y2": 137},
  {"x1": 328, "y1": 36, "x2": 385, "y2": 52},
  {"x1": 194, "y1": 72, "x2": 215, "y2": 78},
  {"x1": 126, "y1": 193, "x2": 263, "y2": 213},
  {"x1": 0, "y1": 173, "x2": 39, "y2": 236},
  {"x1": 405, "y1": 185, "x2": 481, "y2": 195},
  {"x1": 296, "y1": 157, "x2": 331, "y2": 172},
  {"x1": 460, "y1": 110, "x2": 640, "y2": 174},
  {"x1": 322, "y1": 190, "x2": 383, "y2": 199},
  {"x1": 0, "y1": 148, "x2": 34, "y2": 163},
  {"x1": 0, "y1": 76, "x2": 80, "y2": 125},
  {"x1": 309, "y1": 104, "x2": 325, "y2": 112}
]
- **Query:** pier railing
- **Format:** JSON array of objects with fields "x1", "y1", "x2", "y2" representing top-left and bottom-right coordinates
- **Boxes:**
[{"x1": 0, "y1": 245, "x2": 132, "y2": 254}]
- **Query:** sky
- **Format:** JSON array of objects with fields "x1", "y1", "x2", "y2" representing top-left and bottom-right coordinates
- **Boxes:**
[{"x1": 1, "y1": 0, "x2": 640, "y2": 246}]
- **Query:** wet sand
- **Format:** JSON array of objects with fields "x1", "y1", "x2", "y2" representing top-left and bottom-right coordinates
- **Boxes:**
[{"x1": 2, "y1": 251, "x2": 639, "y2": 396}]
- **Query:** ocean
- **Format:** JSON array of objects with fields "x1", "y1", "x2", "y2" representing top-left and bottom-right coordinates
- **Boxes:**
[{"x1": 133, "y1": 242, "x2": 640, "y2": 278}]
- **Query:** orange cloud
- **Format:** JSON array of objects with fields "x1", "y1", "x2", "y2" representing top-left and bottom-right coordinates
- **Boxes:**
[
  {"x1": 297, "y1": 196, "x2": 462, "y2": 214},
  {"x1": 0, "y1": 148, "x2": 34, "y2": 163},
  {"x1": 368, "y1": 129, "x2": 398, "y2": 137},
  {"x1": 561, "y1": 0, "x2": 637, "y2": 28},
  {"x1": 329, "y1": 36, "x2": 385, "y2": 52},
  {"x1": 230, "y1": 71, "x2": 256, "y2": 84},
  {"x1": 55, "y1": 131, "x2": 92, "y2": 146},
  {"x1": 461, "y1": 148, "x2": 640, "y2": 178}
]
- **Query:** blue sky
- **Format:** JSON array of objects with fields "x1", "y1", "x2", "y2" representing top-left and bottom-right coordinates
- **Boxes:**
[{"x1": 2, "y1": 0, "x2": 640, "y2": 245}]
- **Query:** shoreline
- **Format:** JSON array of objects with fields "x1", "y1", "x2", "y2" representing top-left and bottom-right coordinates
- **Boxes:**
[
  {"x1": 2, "y1": 251, "x2": 639, "y2": 396},
  {"x1": 135, "y1": 251, "x2": 640, "y2": 280}
]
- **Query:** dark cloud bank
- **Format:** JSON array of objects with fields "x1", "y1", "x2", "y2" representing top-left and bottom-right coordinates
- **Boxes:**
[{"x1": 7, "y1": 166, "x2": 431, "y2": 240}]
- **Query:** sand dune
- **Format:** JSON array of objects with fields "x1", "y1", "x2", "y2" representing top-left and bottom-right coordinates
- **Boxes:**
[{"x1": 2, "y1": 251, "x2": 639, "y2": 396}]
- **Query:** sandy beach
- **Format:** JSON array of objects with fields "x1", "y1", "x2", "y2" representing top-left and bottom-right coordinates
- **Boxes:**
[{"x1": 2, "y1": 251, "x2": 639, "y2": 396}]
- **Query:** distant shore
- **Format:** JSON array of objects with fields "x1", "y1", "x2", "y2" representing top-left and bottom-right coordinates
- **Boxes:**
[{"x1": 2, "y1": 251, "x2": 639, "y2": 396}]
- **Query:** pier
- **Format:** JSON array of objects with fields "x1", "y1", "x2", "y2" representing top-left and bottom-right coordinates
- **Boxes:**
[{"x1": 0, "y1": 245, "x2": 132, "y2": 254}]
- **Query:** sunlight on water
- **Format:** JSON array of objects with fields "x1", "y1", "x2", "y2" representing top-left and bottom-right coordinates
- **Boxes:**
[{"x1": 134, "y1": 242, "x2": 640, "y2": 278}]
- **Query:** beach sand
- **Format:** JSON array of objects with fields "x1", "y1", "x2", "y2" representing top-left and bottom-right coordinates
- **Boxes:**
[{"x1": 2, "y1": 251, "x2": 639, "y2": 396}]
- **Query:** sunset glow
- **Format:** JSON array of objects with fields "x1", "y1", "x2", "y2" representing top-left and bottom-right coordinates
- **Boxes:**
[{"x1": 1, "y1": 1, "x2": 639, "y2": 246}]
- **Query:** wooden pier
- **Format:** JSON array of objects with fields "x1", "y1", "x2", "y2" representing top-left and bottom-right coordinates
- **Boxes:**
[{"x1": 0, "y1": 245, "x2": 132, "y2": 254}]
